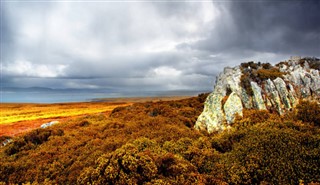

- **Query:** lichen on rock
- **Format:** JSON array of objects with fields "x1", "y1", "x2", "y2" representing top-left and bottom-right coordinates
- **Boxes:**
[
  {"x1": 223, "y1": 92, "x2": 243, "y2": 124},
  {"x1": 273, "y1": 77, "x2": 292, "y2": 110},
  {"x1": 195, "y1": 93, "x2": 226, "y2": 133},
  {"x1": 251, "y1": 81, "x2": 267, "y2": 110}
]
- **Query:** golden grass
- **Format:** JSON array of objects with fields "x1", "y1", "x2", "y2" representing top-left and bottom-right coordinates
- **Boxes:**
[
  {"x1": 0, "y1": 102, "x2": 131, "y2": 125},
  {"x1": 0, "y1": 96, "x2": 193, "y2": 125},
  {"x1": 0, "y1": 96, "x2": 194, "y2": 136},
  {"x1": 92, "y1": 95, "x2": 193, "y2": 103}
]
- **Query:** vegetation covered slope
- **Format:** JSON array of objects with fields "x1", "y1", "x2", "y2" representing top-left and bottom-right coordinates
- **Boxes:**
[{"x1": 0, "y1": 94, "x2": 320, "y2": 184}]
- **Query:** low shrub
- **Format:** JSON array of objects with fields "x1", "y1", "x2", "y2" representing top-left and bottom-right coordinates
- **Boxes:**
[
  {"x1": 1, "y1": 93, "x2": 320, "y2": 185},
  {"x1": 241, "y1": 61, "x2": 259, "y2": 70},
  {"x1": 77, "y1": 138, "x2": 218, "y2": 185},
  {"x1": 256, "y1": 68, "x2": 285, "y2": 80},
  {"x1": 220, "y1": 127, "x2": 320, "y2": 184},
  {"x1": 233, "y1": 109, "x2": 277, "y2": 128},
  {"x1": 197, "y1": 92, "x2": 211, "y2": 103},
  {"x1": 4, "y1": 129, "x2": 64, "y2": 156},
  {"x1": 296, "y1": 100, "x2": 320, "y2": 126}
]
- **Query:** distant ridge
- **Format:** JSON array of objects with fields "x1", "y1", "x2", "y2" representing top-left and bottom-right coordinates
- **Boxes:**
[{"x1": 1, "y1": 87, "x2": 115, "y2": 93}]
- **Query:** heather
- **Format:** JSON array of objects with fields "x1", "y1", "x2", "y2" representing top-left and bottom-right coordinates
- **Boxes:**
[{"x1": 1, "y1": 94, "x2": 319, "y2": 184}]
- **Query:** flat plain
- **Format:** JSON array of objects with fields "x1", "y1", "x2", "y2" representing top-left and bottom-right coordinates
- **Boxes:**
[{"x1": 0, "y1": 96, "x2": 191, "y2": 136}]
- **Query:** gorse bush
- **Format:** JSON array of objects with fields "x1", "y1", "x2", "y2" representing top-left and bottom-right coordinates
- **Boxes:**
[
  {"x1": 0, "y1": 96, "x2": 206, "y2": 184},
  {"x1": 256, "y1": 68, "x2": 285, "y2": 80},
  {"x1": 4, "y1": 128, "x2": 64, "y2": 156},
  {"x1": 296, "y1": 100, "x2": 320, "y2": 126},
  {"x1": 78, "y1": 137, "x2": 224, "y2": 185},
  {"x1": 219, "y1": 126, "x2": 320, "y2": 184},
  {"x1": 0, "y1": 94, "x2": 320, "y2": 184},
  {"x1": 232, "y1": 109, "x2": 279, "y2": 128}
]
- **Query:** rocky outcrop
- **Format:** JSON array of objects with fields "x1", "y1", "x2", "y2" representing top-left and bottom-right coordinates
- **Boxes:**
[
  {"x1": 195, "y1": 66, "x2": 243, "y2": 132},
  {"x1": 195, "y1": 57, "x2": 320, "y2": 133}
]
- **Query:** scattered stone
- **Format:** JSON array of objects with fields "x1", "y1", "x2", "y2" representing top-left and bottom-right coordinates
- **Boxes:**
[
  {"x1": 1, "y1": 139, "x2": 12, "y2": 147},
  {"x1": 41, "y1": 121, "x2": 59, "y2": 129}
]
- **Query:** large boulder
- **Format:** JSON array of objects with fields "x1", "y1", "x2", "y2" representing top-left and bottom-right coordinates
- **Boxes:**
[{"x1": 195, "y1": 93, "x2": 225, "y2": 133}]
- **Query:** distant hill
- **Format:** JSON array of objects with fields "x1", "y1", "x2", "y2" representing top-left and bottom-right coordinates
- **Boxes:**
[
  {"x1": 2, "y1": 87, "x2": 115, "y2": 93},
  {"x1": 2, "y1": 87, "x2": 54, "y2": 92},
  {"x1": 2, "y1": 87, "x2": 207, "y2": 96}
]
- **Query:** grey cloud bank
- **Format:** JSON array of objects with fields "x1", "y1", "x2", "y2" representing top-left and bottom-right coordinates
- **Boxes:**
[{"x1": 1, "y1": 1, "x2": 319, "y2": 93}]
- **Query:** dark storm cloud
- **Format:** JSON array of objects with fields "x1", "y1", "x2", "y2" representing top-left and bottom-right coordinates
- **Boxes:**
[
  {"x1": 194, "y1": 0, "x2": 320, "y2": 57},
  {"x1": 1, "y1": 5, "x2": 14, "y2": 63},
  {"x1": 1, "y1": 1, "x2": 319, "y2": 92}
]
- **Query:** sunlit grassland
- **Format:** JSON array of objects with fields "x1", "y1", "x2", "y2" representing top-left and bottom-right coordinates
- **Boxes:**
[
  {"x1": 0, "y1": 96, "x2": 193, "y2": 136},
  {"x1": 0, "y1": 102, "x2": 131, "y2": 125}
]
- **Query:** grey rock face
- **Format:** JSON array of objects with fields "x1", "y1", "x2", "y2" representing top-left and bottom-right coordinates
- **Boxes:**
[
  {"x1": 264, "y1": 79, "x2": 282, "y2": 114},
  {"x1": 251, "y1": 81, "x2": 267, "y2": 110},
  {"x1": 196, "y1": 66, "x2": 243, "y2": 132},
  {"x1": 223, "y1": 92, "x2": 243, "y2": 124},
  {"x1": 195, "y1": 58, "x2": 320, "y2": 133},
  {"x1": 273, "y1": 78, "x2": 292, "y2": 110},
  {"x1": 195, "y1": 93, "x2": 225, "y2": 132}
]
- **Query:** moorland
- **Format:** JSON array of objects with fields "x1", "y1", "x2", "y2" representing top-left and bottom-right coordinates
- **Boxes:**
[
  {"x1": 0, "y1": 93, "x2": 320, "y2": 184},
  {"x1": 0, "y1": 102, "x2": 129, "y2": 137},
  {"x1": 0, "y1": 96, "x2": 190, "y2": 136}
]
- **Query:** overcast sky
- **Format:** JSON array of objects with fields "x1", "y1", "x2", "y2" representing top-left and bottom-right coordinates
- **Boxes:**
[{"x1": 1, "y1": 0, "x2": 319, "y2": 91}]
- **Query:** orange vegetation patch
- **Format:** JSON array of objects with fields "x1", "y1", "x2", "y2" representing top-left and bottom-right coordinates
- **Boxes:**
[
  {"x1": 0, "y1": 117, "x2": 69, "y2": 137},
  {"x1": 0, "y1": 102, "x2": 130, "y2": 137},
  {"x1": 0, "y1": 96, "x2": 193, "y2": 137},
  {"x1": 93, "y1": 95, "x2": 194, "y2": 103},
  {"x1": 0, "y1": 102, "x2": 130, "y2": 124}
]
